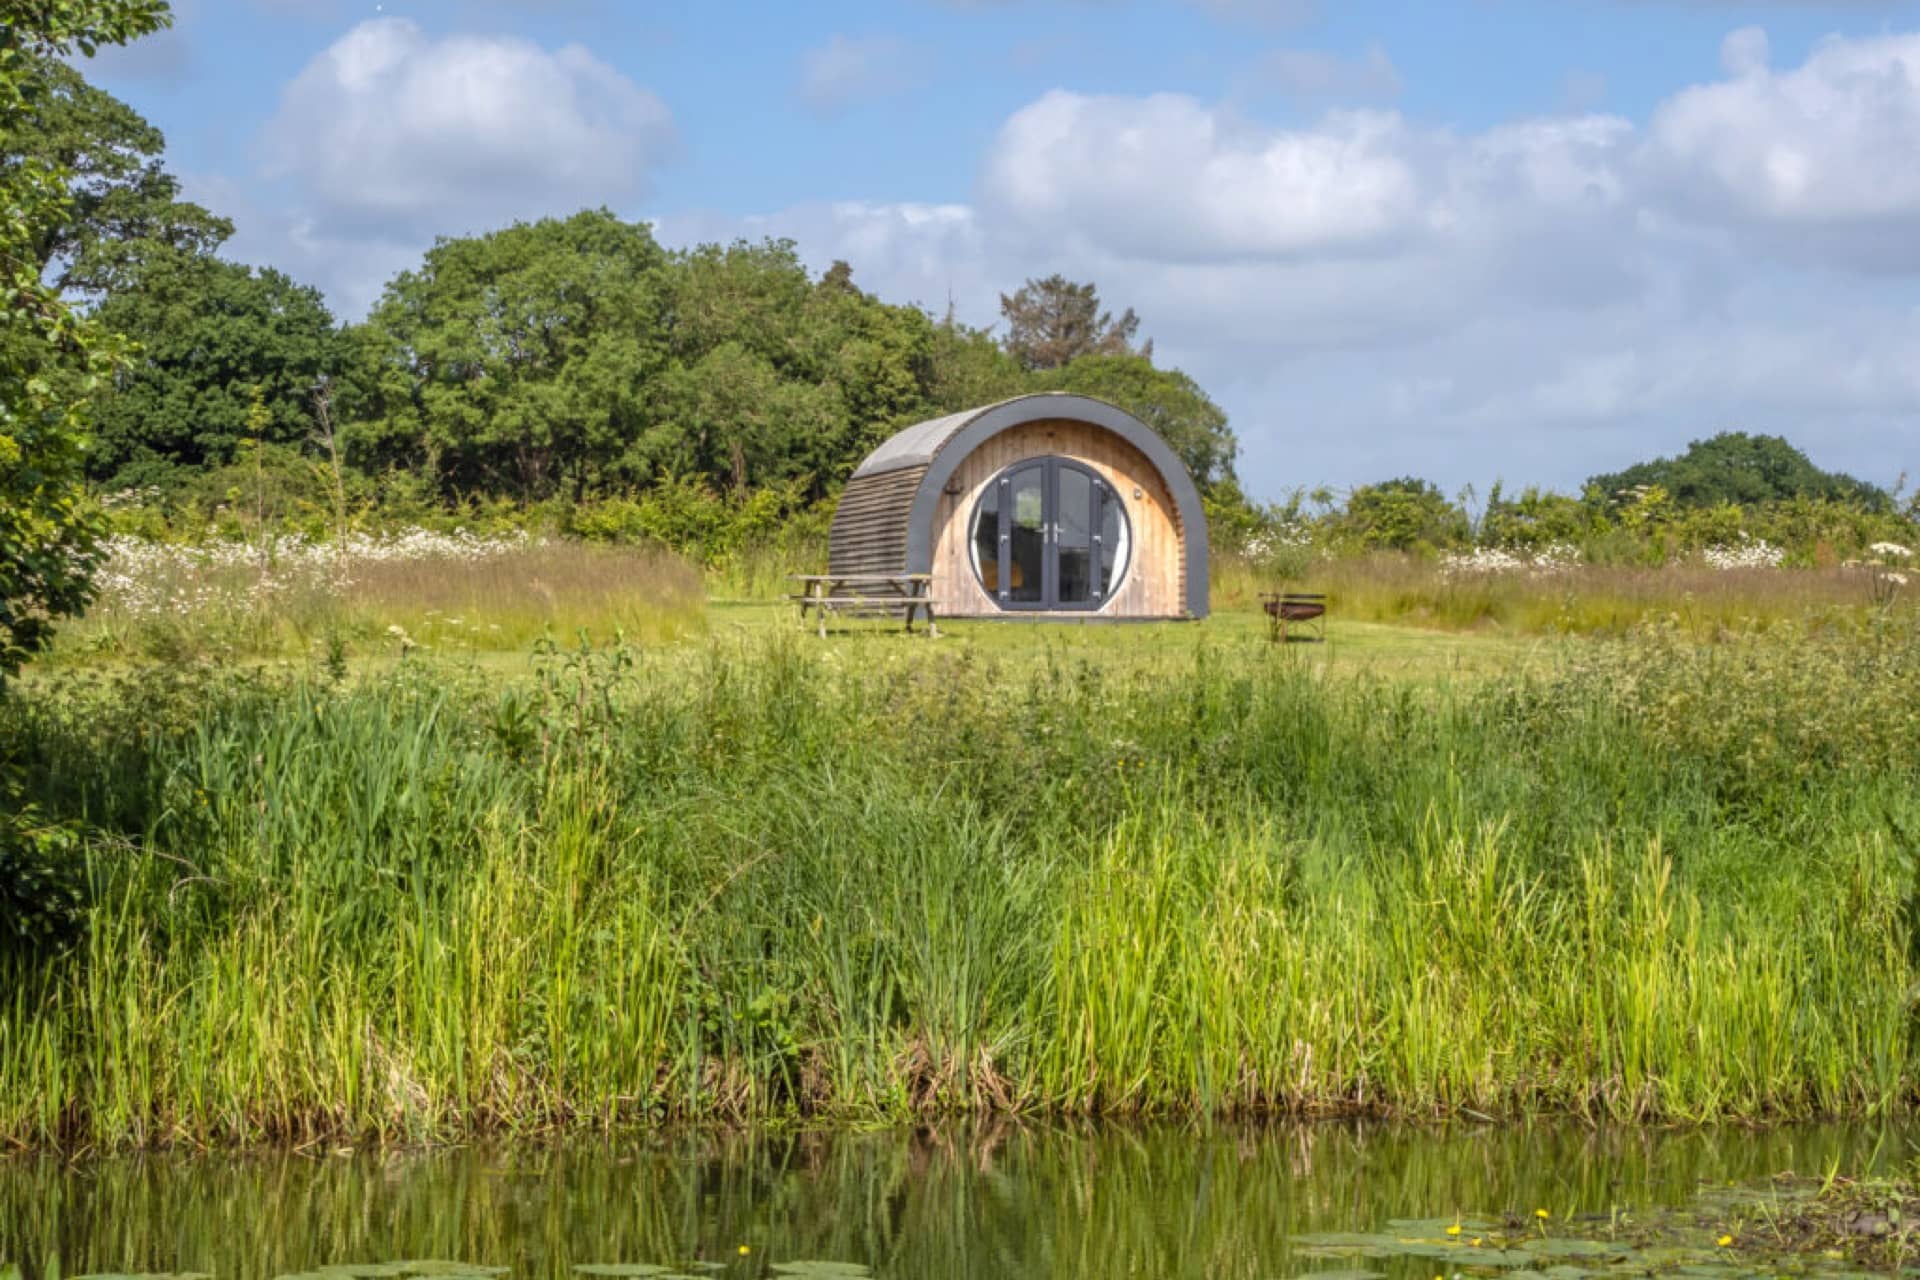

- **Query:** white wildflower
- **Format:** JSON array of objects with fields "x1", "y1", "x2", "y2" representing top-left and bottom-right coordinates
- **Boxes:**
[
  {"x1": 1240, "y1": 522, "x2": 1314, "y2": 560},
  {"x1": 1702, "y1": 535, "x2": 1784, "y2": 570},
  {"x1": 1869, "y1": 541, "x2": 1912, "y2": 560},
  {"x1": 1439, "y1": 544, "x2": 1580, "y2": 579},
  {"x1": 89, "y1": 527, "x2": 540, "y2": 624}
]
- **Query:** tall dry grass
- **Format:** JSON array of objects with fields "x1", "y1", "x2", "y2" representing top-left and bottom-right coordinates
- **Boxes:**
[
  {"x1": 58, "y1": 536, "x2": 706, "y2": 664},
  {"x1": 1212, "y1": 550, "x2": 1898, "y2": 636}
]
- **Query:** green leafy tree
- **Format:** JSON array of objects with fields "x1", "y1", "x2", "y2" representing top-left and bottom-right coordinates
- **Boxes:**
[
  {"x1": 87, "y1": 252, "x2": 340, "y2": 486},
  {"x1": 1589, "y1": 432, "x2": 1888, "y2": 510},
  {"x1": 1, "y1": 0, "x2": 171, "y2": 682},
  {"x1": 345, "y1": 209, "x2": 672, "y2": 497},
  {"x1": 2, "y1": 53, "x2": 229, "y2": 296},
  {"x1": 926, "y1": 304, "x2": 1028, "y2": 413},
  {"x1": 1480, "y1": 482, "x2": 1605, "y2": 550},
  {"x1": 647, "y1": 240, "x2": 933, "y2": 492},
  {"x1": 999, "y1": 274, "x2": 1147, "y2": 371},
  {"x1": 1336, "y1": 477, "x2": 1470, "y2": 552},
  {"x1": 1042, "y1": 353, "x2": 1237, "y2": 490},
  {"x1": 347, "y1": 224, "x2": 943, "y2": 502}
]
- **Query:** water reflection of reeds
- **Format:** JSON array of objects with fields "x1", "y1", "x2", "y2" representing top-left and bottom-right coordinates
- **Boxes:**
[{"x1": 4, "y1": 1123, "x2": 1913, "y2": 1279}]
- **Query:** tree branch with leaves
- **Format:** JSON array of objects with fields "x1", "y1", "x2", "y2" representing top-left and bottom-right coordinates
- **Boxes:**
[{"x1": 0, "y1": 0, "x2": 170, "y2": 682}]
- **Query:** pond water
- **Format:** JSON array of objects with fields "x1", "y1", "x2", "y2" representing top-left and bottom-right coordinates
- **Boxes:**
[{"x1": 2, "y1": 1123, "x2": 1913, "y2": 1279}]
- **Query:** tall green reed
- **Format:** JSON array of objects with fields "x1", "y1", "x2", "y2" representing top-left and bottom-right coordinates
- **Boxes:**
[{"x1": 3, "y1": 621, "x2": 1919, "y2": 1147}]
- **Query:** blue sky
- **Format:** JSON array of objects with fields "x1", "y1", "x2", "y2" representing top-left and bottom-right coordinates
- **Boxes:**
[{"x1": 86, "y1": 0, "x2": 1920, "y2": 499}]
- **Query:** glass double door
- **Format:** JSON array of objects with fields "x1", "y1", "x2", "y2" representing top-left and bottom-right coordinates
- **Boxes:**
[{"x1": 973, "y1": 458, "x2": 1123, "y2": 611}]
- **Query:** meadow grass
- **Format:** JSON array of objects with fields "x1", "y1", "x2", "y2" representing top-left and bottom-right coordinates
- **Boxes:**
[
  {"x1": 1213, "y1": 550, "x2": 1898, "y2": 637},
  {"x1": 53, "y1": 537, "x2": 706, "y2": 667},
  {"x1": 53, "y1": 527, "x2": 1909, "y2": 683},
  {"x1": 5, "y1": 611, "x2": 1920, "y2": 1149}
]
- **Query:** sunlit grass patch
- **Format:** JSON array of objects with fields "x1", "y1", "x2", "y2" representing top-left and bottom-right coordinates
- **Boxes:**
[
  {"x1": 1213, "y1": 549, "x2": 1905, "y2": 638},
  {"x1": 55, "y1": 533, "x2": 706, "y2": 665}
]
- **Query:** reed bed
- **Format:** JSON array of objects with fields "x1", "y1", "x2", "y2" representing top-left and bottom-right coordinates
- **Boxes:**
[{"x1": 3, "y1": 619, "x2": 1919, "y2": 1149}]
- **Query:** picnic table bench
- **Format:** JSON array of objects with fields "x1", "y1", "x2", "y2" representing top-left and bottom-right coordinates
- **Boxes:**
[
  {"x1": 1260, "y1": 591, "x2": 1328, "y2": 643},
  {"x1": 789, "y1": 574, "x2": 943, "y2": 638}
]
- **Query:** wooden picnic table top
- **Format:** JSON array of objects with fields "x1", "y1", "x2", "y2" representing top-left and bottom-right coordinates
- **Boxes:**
[
  {"x1": 789, "y1": 574, "x2": 932, "y2": 584},
  {"x1": 794, "y1": 596, "x2": 948, "y2": 608}
]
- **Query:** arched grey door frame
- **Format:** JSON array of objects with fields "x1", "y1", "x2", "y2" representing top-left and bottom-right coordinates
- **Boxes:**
[
  {"x1": 903, "y1": 394, "x2": 1209, "y2": 618},
  {"x1": 972, "y1": 456, "x2": 1130, "y2": 611}
]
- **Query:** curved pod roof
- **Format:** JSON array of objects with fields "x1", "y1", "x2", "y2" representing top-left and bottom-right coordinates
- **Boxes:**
[{"x1": 846, "y1": 393, "x2": 1210, "y2": 618}]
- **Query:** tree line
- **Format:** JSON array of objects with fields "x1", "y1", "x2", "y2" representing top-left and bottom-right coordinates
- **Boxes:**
[{"x1": 1211, "y1": 433, "x2": 1914, "y2": 569}]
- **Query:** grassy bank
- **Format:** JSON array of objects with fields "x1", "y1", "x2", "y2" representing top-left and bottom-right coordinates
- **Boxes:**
[{"x1": 4, "y1": 614, "x2": 1920, "y2": 1149}]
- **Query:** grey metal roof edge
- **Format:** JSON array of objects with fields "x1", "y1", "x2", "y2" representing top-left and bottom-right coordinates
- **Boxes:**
[
  {"x1": 892, "y1": 393, "x2": 1211, "y2": 619},
  {"x1": 849, "y1": 405, "x2": 990, "y2": 479},
  {"x1": 850, "y1": 392, "x2": 1106, "y2": 480}
]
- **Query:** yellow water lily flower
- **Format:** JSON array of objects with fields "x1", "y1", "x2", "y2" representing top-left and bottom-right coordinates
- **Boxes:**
[
  {"x1": 1534, "y1": 1208, "x2": 1550, "y2": 1220},
  {"x1": 1717, "y1": 1235, "x2": 1733, "y2": 1248},
  {"x1": 1445, "y1": 1224, "x2": 1462, "y2": 1237}
]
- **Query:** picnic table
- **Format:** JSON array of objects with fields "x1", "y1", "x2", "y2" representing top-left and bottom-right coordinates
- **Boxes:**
[
  {"x1": 1260, "y1": 591, "x2": 1328, "y2": 643},
  {"x1": 789, "y1": 574, "x2": 942, "y2": 638}
]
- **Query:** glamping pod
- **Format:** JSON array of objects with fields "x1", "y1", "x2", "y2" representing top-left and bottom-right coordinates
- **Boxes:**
[{"x1": 830, "y1": 393, "x2": 1209, "y2": 619}]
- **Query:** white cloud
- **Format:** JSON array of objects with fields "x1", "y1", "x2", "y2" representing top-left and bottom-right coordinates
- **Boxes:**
[
  {"x1": 259, "y1": 18, "x2": 672, "y2": 239},
  {"x1": 1719, "y1": 25, "x2": 1772, "y2": 75},
  {"x1": 982, "y1": 91, "x2": 1428, "y2": 261},
  {"x1": 797, "y1": 34, "x2": 914, "y2": 113},
  {"x1": 1645, "y1": 30, "x2": 1920, "y2": 259}
]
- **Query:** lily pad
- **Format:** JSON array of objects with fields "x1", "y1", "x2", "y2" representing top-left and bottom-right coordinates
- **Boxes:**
[
  {"x1": 1385, "y1": 1216, "x2": 1501, "y2": 1235},
  {"x1": 575, "y1": 1269, "x2": 684, "y2": 1278},
  {"x1": 1520, "y1": 1239, "x2": 1628, "y2": 1259},
  {"x1": 1291, "y1": 1270, "x2": 1385, "y2": 1280},
  {"x1": 769, "y1": 1265, "x2": 872, "y2": 1278}
]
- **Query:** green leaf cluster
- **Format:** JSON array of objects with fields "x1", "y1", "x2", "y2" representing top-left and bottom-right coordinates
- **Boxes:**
[
  {"x1": 0, "y1": 0, "x2": 171, "y2": 683},
  {"x1": 1588, "y1": 431, "x2": 1889, "y2": 511},
  {"x1": 89, "y1": 255, "x2": 339, "y2": 485},
  {"x1": 1333, "y1": 476, "x2": 1472, "y2": 552}
]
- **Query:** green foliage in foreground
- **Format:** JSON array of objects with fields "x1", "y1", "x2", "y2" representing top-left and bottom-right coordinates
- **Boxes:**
[{"x1": 4, "y1": 622, "x2": 1920, "y2": 1147}]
